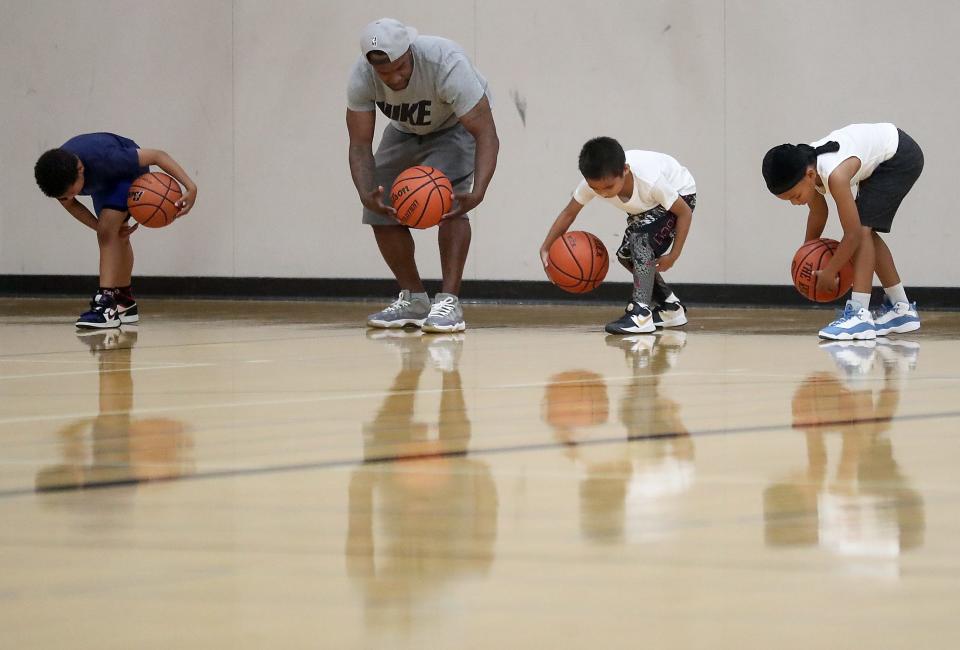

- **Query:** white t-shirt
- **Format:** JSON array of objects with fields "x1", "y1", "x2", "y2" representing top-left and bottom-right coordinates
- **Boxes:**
[
  {"x1": 347, "y1": 35, "x2": 488, "y2": 135},
  {"x1": 572, "y1": 150, "x2": 696, "y2": 215},
  {"x1": 812, "y1": 123, "x2": 899, "y2": 198}
]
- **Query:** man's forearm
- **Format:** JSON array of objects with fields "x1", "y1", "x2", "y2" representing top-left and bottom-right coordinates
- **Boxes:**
[{"x1": 471, "y1": 131, "x2": 499, "y2": 198}]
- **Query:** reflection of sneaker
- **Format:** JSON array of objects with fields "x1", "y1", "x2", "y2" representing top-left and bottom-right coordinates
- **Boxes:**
[
  {"x1": 655, "y1": 329, "x2": 688, "y2": 368},
  {"x1": 605, "y1": 333, "x2": 654, "y2": 369},
  {"x1": 818, "y1": 301, "x2": 876, "y2": 340},
  {"x1": 365, "y1": 328, "x2": 426, "y2": 370},
  {"x1": 875, "y1": 338, "x2": 920, "y2": 374},
  {"x1": 76, "y1": 328, "x2": 121, "y2": 353},
  {"x1": 652, "y1": 301, "x2": 688, "y2": 328},
  {"x1": 819, "y1": 340, "x2": 876, "y2": 382},
  {"x1": 873, "y1": 299, "x2": 921, "y2": 336},
  {"x1": 76, "y1": 293, "x2": 120, "y2": 330},
  {"x1": 605, "y1": 302, "x2": 655, "y2": 334},
  {"x1": 366, "y1": 290, "x2": 431, "y2": 329},
  {"x1": 421, "y1": 293, "x2": 466, "y2": 333},
  {"x1": 76, "y1": 328, "x2": 138, "y2": 354},
  {"x1": 427, "y1": 333, "x2": 464, "y2": 372}
]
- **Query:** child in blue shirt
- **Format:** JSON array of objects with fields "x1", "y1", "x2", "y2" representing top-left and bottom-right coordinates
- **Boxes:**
[{"x1": 34, "y1": 133, "x2": 197, "y2": 328}]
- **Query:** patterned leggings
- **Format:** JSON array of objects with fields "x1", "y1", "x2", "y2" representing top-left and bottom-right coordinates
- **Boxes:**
[{"x1": 616, "y1": 194, "x2": 696, "y2": 306}]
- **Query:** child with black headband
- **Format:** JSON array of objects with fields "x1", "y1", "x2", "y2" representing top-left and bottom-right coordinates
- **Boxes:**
[{"x1": 762, "y1": 123, "x2": 923, "y2": 340}]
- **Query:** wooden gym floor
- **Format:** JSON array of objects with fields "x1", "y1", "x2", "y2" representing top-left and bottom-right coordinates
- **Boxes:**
[{"x1": 1, "y1": 298, "x2": 959, "y2": 649}]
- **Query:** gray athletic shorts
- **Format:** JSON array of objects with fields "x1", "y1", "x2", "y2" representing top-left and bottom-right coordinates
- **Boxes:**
[
  {"x1": 856, "y1": 128, "x2": 923, "y2": 233},
  {"x1": 363, "y1": 123, "x2": 476, "y2": 225}
]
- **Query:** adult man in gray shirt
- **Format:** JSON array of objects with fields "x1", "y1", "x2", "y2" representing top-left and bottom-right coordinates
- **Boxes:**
[{"x1": 346, "y1": 18, "x2": 499, "y2": 332}]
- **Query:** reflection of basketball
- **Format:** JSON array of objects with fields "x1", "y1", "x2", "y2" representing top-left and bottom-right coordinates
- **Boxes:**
[
  {"x1": 791, "y1": 238, "x2": 853, "y2": 302},
  {"x1": 543, "y1": 370, "x2": 610, "y2": 428},
  {"x1": 547, "y1": 231, "x2": 609, "y2": 294},
  {"x1": 390, "y1": 166, "x2": 454, "y2": 229},
  {"x1": 127, "y1": 172, "x2": 182, "y2": 228}
]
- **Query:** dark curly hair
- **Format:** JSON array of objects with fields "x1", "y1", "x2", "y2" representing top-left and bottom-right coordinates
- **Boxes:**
[
  {"x1": 578, "y1": 137, "x2": 626, "y2": 181},
  {"x1": 34, "y1": 149, "x2": 80, "y2": 197}
]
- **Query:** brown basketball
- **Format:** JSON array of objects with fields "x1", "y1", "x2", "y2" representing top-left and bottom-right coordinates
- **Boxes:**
[
  {"x1": 547, "y1": 231, "x2": 609, "y2": 294},
  {"x1": 127, "y1": 172, "x2": 182, "y2": 228},
  {"x1": 390, "y1": 166, "x2": 454, "y2": 229},
  {"x1": 791, "y1": 238, "x2": 854, "y2": 302}
]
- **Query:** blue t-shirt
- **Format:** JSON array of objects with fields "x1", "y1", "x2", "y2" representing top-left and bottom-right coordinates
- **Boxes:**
[{"x1": 61, "y1": 133, "x2": 148, "y2": 213}]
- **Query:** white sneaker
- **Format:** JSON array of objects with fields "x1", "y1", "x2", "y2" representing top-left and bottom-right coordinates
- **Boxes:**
[
  {"x1": 652, "y1": 301, "x2": 687, "y2": 328},
  {"x1": 818, "y1": 301, "x2": 877, "y2": 340}
]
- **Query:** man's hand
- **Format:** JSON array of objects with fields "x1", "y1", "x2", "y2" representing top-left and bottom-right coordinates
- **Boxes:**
[
  {"x1": 442, "y1": 191, "x2": 483, "y2": 220},
  {"x1": 362, "y1": 185, "x2": 397, "y2": 218}
]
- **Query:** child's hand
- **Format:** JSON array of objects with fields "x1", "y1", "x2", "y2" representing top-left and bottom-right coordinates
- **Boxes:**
[
  {"x1": 540, "y1": 248, "x2": 551, "y2": 277},
  {"x1": 656, "y1": 251, "x2": 678, "y2": 272},
  {"x1": 119, "y1": 222, "x2": 139, "y2": 238},
  {"x1": 176, "y1": 186, "x2": 197, "y2": 218},
  {"x1": 814, "y1": 269, "x2": 839, "y2": 294}
]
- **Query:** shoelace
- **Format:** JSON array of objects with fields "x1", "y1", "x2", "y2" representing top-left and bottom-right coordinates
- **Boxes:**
[
  {"x1": 429, "y1": 297, "x2": 457, "y2": 318},
  {"x1": 382, "y1": 293, "x2": 412, "y2": 313},
  {"x1": 827, "y1": 306, "x2": 857, "y2": 326}
]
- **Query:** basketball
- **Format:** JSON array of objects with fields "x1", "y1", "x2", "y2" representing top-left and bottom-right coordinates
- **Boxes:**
[
  {"x1": 791, "y1": 238, "x2": 854, "y2": 302},
  {"x1": 127, "y1": 172, "x2": 183, "y2": 228},
  {"x1": 546, "y1": 231, "x2": 609, "y2": 294},
  {"x1": 390, "y1": 166, "x2": 454, "y2": 229}
]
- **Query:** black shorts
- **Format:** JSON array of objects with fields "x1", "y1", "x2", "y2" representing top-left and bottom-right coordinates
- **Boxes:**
[
  {"x1": 616, "y1": 194, "x2": 697, "y2": 263},
  {"x1": 856, "y1": 129, "x2": 923, "y2": 233}
]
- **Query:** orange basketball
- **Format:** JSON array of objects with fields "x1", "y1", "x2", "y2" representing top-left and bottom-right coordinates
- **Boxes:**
[
  {"x1": 127, "y1": 172, "x2": 182, "y2": 228},
  {"x1": 791, "y1": 238, "x2": 854, "y2": 302},
  {"x1": 547, "y1": 231, "x2": 609, "y2": 294},
  {"x1": 390, "y1": 166, "x2": 453, "y2": 229}
]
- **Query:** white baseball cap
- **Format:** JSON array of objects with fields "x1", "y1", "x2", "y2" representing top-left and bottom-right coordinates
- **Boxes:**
[{"x1": 360, "y1": 18, "x2": 418, "y2": 62}]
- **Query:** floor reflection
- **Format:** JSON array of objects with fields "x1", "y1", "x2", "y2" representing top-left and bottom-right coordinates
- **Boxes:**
[
  {"x1": 346, "y1": 331, "x2": 498, "y2": 629},
  {"x1": 764, "y1": 339, "x2": 925, "y2": 574},
  {"x1": 35, "y1": 328, "x2": 193, "y2": 492},
  {"x1": 544, "y1": 331, "x2": 694, "y2": 544}
]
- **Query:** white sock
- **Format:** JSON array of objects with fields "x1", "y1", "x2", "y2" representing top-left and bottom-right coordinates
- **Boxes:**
[
  {"x1": 884, "y1": 283, "x2": 909, "y2": 305},
  {"x1": 411, "y1": 291, "x2": 429, "y2": 303},
  {"x1": 664, "y1": 292, "x2": 679, "y2": 304},
  {"x1": 851, "y1": 292, "x2": 871, "y2": 311}
]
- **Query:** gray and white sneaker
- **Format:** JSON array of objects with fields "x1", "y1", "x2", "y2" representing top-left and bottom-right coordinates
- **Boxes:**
[
  {"x1": 366, "y1": 290, "x2": 431, "y2": 329},
  {"x1": 421, "y1": 293, "x2": 466, "y2": 333}
]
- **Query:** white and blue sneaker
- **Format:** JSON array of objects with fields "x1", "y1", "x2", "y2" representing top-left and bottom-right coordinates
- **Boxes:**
[
  {"x1": 75, "y1": 292, "x2": 121, "y2": 330},
  {"x1": 873, "y1": 298, "x2": 921, "y2": 336},
  {"x1": 818, "y1": 301, "x2": 876, "y2": 340},
  {"x1": 605, "y1": 302, "x2": 656, "y2": 334}
]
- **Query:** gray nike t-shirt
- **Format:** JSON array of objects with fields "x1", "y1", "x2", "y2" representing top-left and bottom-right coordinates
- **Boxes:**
[{"x1": 347, "y1": 35, "x2": 488, "y2": 135}]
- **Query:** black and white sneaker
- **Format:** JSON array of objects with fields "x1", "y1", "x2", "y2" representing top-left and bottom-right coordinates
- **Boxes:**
[
  {"x1": 652, "y1": 301, "x2": 687, "y2": 328},
  {"x1": 117, "y1": 299, "x2": 139, "y2": 324},
  {"x1": 75, "y1": 293, "x2": 121, "y2": 330},
  {"x1": 604, "y1": 302, "x2": 655, "y2": 334}
]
